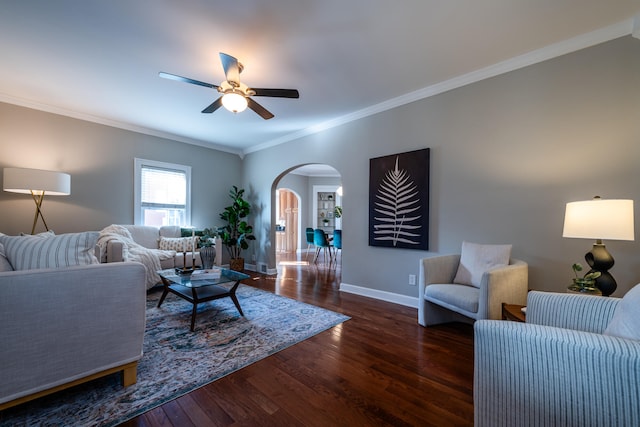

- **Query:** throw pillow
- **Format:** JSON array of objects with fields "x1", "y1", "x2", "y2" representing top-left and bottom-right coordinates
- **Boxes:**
[
  {"x1": 0, "y1": 231, "x2": 99, "y2": 271},
  {"x1": 159, "y1": 236, "x2": 198, "y2": 252},
  {"x1": 604, "y1": 283, "x2": 640, "y2": 341},
  {"x1": 453, "y1": 241, "x2": 512, "y2": 288},
  {"x1": 0, "y1": 243, "x2": 13, "y2": 271}
]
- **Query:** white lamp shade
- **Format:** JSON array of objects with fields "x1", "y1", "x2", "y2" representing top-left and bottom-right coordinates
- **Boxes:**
[
  {"x1": 221, "y1": 92, "x2": 248, "y2": 113},
  {"x1": 3, "y1": 167, "x2": 71, "y2": 196},
  {"x1": 563, "y1": 199, "x2": 634, "y2": 241}
]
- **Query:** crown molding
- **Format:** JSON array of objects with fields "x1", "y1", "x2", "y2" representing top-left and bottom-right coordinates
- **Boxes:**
[
  {"x1": 245, "y1": 18, "x2": 636, "y2": 155},
  {"x1": 0, "y1": 93, "x2": 244, "y2": 157}
]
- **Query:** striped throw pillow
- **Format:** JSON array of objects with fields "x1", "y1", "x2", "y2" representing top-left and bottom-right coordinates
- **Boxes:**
[{"x1": 0, "y1": 232, "x2": 99, "y2": 271}]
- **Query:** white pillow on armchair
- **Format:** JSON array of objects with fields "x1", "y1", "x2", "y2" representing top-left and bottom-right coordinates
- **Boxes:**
[{"x1": 453, "y1": 241, "x2": 512, "y2": 287}]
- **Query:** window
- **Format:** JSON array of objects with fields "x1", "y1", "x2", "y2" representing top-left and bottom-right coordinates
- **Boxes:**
[{"x1": 134, "y1": 158, "x2": 191, "y2": 227}]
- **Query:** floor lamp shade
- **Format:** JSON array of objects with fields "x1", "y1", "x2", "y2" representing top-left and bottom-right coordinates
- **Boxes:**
[
  {"x1": 3, "y1": 167, "x2": 71, "y2": 196},
  {"x1": 562, "y1": 198, "x2": 635, "y2": 296},
  {"x1": 3, "y1": 167, "x2": 71, "y2": 234}
]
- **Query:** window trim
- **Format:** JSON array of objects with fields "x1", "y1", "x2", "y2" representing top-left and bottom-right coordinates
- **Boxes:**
[{"x1": 134, "y1": 158, "x2": 192, "y2": 226}]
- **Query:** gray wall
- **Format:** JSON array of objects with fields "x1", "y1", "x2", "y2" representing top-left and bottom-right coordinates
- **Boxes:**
[
  {"x1": 243, "y1": 36, "x2": 640, "y2": 297},
  {"x1": 0, "y1": 103, "x2": 242, "y2": 235},
  {"x1": 1, "y1": 36, "x2": 638, "y2": 298}
]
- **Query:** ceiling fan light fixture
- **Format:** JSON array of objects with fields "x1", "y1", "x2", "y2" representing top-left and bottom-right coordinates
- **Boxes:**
[{"x1": 221, "y1": 92, "x2": 248, "y2": 113}]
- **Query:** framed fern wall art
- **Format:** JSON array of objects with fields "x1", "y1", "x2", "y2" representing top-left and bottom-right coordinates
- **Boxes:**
[{"x1": 369, "y1": 148, "x2": 430, "y2": 250}]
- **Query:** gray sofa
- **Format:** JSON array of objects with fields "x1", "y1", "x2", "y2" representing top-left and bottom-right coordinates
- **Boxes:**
[
  {"x1": 101, "y1": 224, "x2": 222, "y2": 270},
  {"x1": 0, "y1": 231, "x2": 146, "y2": 410}
]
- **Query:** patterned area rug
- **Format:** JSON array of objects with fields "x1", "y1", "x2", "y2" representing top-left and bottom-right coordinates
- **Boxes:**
[{"x1": 1, "y1": 284, "x2": 349, "y2": 426}]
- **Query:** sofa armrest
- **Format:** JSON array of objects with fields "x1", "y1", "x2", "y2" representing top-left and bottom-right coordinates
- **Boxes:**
[
  {"x1": 0, "y1": 262, "x2": 146, "y2": 405},
  {"x1": 105, "y1": 240, "x2": 125, "y2": 262},
  {"x1": 474, "y1": 320, "x2": 640, "y2": 427},
  {"x1": 527, "y1": 290, "x2": 620, "y2": 333}
]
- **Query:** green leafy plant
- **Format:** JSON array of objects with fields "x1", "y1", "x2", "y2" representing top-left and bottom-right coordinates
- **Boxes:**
[
  {"x1": 218, "y1": 186, "x2": 256, "y2": 259},
  {"x1": 198, "y1": 227, "x2": 218, "y2": 248},
  {"x1": 334, "y1": 205, "x2": 342, "y2": 218},
  {"x1": 571, "y1": 263, "x2": 601, "y2": 290}
]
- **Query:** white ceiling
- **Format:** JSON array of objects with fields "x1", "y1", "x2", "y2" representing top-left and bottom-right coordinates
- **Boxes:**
[{"x1": 0, "y1": 1, "x2": 638, "y2": 157}]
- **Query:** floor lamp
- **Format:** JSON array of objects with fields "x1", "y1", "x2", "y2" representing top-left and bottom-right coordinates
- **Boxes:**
[
  {"x1": 3, "y1": 167, "x2": 71, "y2": 235},
  {"x1": 562, "y1": 197, "x2": 635, "y2": 296}
]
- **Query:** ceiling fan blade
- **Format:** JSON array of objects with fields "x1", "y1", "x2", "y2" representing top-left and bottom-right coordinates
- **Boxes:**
[
  {"x1": 251, "y1": 88, "x2": 300, "y2": 98},
  {"x1": 159, "y1": 72, "x2": 218, "y2": 89},
  {"x1": 247, "y1": 98, "x2": 274, "y2": 120},
  {"x1": 219, "y1": 52, "x2": 240, "y2": 86},
  {"x1": 201, "y1": 97, "x2": 223, "y2": 113}
]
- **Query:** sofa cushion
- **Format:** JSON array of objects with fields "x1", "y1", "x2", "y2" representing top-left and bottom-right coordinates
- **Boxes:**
[
  {"x1": 453, "y1": 241, "x2": 512, "y2": 288},
  {"x1": 121, "y1": 225, "x2": 161, "y2": 249},
  {"x1": 0, "y1": 232, "x2": 99, "y2": 270},
  {"x1": 604, "y1": 284, "x2": 640, "y2": 341},
  {"x1": 158, "y1": 236, "x2": 198, "y2": 252},
  {"x1": 0, "y1": 243, "x2": 13, "y2": 271},
  {"x1": 159, "y1": 225, "x2": 182, "y2": 238}
]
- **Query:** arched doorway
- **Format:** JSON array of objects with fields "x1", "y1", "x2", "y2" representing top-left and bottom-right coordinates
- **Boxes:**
[{"x1": 273, "y1": 164, "x2": 342, "y2": 266}]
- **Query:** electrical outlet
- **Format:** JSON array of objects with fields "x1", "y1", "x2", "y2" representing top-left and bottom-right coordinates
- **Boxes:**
[{"x1": 409, "y1": 274, "x2": 416, "y2": 286}]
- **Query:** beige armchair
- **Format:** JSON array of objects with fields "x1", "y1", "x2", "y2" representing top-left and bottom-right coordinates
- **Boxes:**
[{"x1": 418, "y1": 251, "x2": 528, "y2": 326}]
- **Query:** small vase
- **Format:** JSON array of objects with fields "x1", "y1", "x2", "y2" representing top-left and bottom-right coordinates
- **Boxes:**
[{"x1": 199, "y1": 247, "x2": 216, "y2": 269}]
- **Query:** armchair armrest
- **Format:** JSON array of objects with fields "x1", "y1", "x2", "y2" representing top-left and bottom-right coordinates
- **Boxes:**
[
  {"x1": 527, "y1": 291, "x2": 620, "y2": 333},
  {"x1": 419, "y1": 254, "x2": 460, "y2": 290},
  {"x1": 474, "y1": 320, "x2": 640, "y2": 427},
  {"x1": 479, "y1": 259, "x2": 528, "y2": 320}
]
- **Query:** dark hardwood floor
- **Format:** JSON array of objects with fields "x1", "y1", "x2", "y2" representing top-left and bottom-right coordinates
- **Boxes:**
[{"x1": 122, "y1": 251, "x2": 474, "y2": 426}]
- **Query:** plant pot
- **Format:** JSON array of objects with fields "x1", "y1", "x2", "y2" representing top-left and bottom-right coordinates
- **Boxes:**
[
  {"x1": 199, "y1": 246, "x2": 216, "y2": 269},
  {"x1": 229, "y1": 257, "x2": 244, "y2": 272},
  {"x1": 568, "y1": 280, "x2": 602, "y2": 296}
]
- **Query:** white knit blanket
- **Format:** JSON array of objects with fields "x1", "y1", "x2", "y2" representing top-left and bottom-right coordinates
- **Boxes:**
[{"x1": 97, "y1": 225, "x2": 175, "y2": 289}]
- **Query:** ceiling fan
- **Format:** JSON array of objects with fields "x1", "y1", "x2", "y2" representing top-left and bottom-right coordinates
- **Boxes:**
[{"x1": 159, "y1": 52, "x2": 299, "y2": 120}]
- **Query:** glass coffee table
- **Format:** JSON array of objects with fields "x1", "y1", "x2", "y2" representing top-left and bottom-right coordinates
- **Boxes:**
[{"x1": 157, "y1": 268, "x2": 250, "y2": 331}]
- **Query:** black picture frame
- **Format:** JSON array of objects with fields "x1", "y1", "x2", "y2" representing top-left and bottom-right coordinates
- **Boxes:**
[{"x1": 369, "y1": 148, "x2": 430, "y2": 250}]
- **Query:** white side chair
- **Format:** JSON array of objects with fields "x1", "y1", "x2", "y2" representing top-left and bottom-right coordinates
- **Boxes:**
[{"x1": 418, "y1": 242, "x2": 528, "y2": 326}]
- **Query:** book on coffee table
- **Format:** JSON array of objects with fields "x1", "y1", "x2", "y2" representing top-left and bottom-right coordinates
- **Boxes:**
[{"x1": 191, "y1": 268, "x2": 222, "y2": 280}]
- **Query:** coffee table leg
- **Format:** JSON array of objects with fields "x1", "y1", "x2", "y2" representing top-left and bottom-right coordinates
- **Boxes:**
[
  {"x1": 158, "y1": 277, "x2": 170, "y2": 308},
  {"x1": 190, "y1": 288, "x2": 199, "y2": 332},
  {"x1": 230, "y1": 293, "x2": 244, "y2": 316}
]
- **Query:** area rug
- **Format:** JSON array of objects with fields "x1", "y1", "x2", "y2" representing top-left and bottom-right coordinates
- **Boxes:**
[{"x1": 0, "y1": 284, "x2": 350, "y2": 426}]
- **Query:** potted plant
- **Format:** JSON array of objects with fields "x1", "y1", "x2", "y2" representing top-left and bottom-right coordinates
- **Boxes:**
[
  {"x1": 198, "y1": 227, "x2": 218, "y2": 269},
  {"x1": 334, "y1": 206, "x2": 342, "y2": 218},
  {"x1": 218, "y1": 186, "x2": 256, "y2": 271},
  {"x1": 568, "y1": 263, "x2": 602, "y2": 294}
]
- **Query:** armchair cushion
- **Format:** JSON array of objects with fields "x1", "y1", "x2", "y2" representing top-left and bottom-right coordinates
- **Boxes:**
[
  {"x1": 604, "y1": 284, "x2": 640, "y2": 341},
  {"x1": 453, "y1": 241, "x2": 512, "y2": 287},
  {"x1": 424, "y1": 284, "x2": 479, "y2": 313}
]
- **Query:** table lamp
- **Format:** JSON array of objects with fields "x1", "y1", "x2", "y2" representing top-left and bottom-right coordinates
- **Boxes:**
[
  {"x1": 562, "y1": 196, "x2": 635, "y2": 296},
  {"x1": 3, "y1": 167, "x2": 71, "y2": 234}
]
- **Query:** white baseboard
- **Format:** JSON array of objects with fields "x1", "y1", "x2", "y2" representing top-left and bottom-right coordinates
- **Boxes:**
[
  {"x1": 339, "y1": 283, "x2": 419, "y2": 308},
  {"x1": 243, "y1": 263, "x2": 277, "y2": 275}
]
